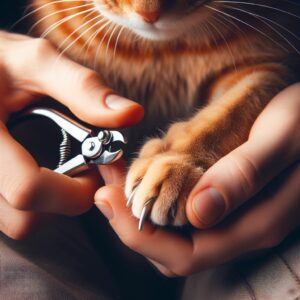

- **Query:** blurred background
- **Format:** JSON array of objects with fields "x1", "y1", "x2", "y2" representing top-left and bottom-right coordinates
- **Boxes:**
[{"x1": 0, "y1": 0, "x2": 26, "y2": 31}]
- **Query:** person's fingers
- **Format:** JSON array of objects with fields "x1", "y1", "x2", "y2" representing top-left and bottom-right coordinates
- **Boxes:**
[
  {"x1": 187, "y1": 84, "x2": 300, "y2": 229},
  {"x1": 98, "y1": 159, "x2": 126, "y2": 186},
  {"x1": 33, "y1": 168, "x2": 99, "y2": 215},
  {"x1": 96, "y1": 163, "x2": 299, "y2": 276},
  {"x1": 94, "y1": 185, "x2": 194, "y2": 276},
  {"x1": 0, "y1": 194, "x2": 41, "y2": 240},
  {"x1": 187, "y1": 163, "x2": 300, "y2": 273},
  {"x1": 0, "y1": 123, "x2": 99, "y2": 215},
  {"x1": 4, "y1": 37, "x2": 144, "y2": 127}
]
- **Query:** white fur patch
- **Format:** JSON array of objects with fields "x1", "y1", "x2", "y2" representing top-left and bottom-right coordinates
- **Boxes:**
[{"x1": 94, "y1": 1, "x2": 210, "y2": 41}]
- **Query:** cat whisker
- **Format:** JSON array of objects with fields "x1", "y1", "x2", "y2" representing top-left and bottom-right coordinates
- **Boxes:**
[
  {"x1": 40, "y1": 7, "x2": 96, "y2": 38},
  {"x1": 82, "y1": 27, "x2": 105, "y2": 64},
  {"x1": 205, "y1": 4, "x2": 290, "y2": 53},
  {"x1": 28, "y1": 3, "x2": 94, "y2": 34},
  {"x1": 79, "y1": 6, "x2": 101, "y2": 26},
  {"x1": 281, "y1": 0, "x2": 300, "y2": 8},
  {"x1": 113, "y1": 26, "x2": 125, "y2": 60},
  {"x1": 216, "y1": 12, "x2": 255, "y2": 53},
  {"x1": 54, "y1": 15, "x2": 104, "y2": 66},
  {"x1": 93, "y1": 21, "x2": 114, "y2": 70},
  {"x1": 200, "y1": 22, "x2": 218, "y2": 49},
  {"x1": 58, "y1": 13, "x2": 102, "y2": 50},
  {"x1": 11, "y1": 0, "x2": 93, "y2": 30},
  {"x1": 214, "y1": 1, "x2": 300, "y2": 20},
  {"x1": 222, "y1": 4, "x2": 300, "y2": 55},
  {"x1": 83, "y1": 19, "x2": 112, "y2": 65},
  {"x1": 208, "y1": 15, "x2": 237, "y2": 71},
  {"x1": 105, "y1": 24, "x2": 119, "y2": 56}
]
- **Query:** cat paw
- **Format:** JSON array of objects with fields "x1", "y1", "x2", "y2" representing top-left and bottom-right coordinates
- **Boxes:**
[{"x1": 125, "y1": 140, "x2": 203, "y2": 228}]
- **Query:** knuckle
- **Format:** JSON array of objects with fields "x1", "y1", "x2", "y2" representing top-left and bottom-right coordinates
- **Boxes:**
[
  {"x1": 231, "y1": 152, "x2": 261, "y2": 201},
  {"x1": 10, "y1": 173, "x2": 40, "y2": 210},
  {"x1": 77, "y1": 70, "x2": 101, "y2": 91}
]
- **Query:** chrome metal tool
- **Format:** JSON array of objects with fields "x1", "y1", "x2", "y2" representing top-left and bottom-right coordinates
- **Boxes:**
[{"x1": 16, "y1": 107, "x2": 126, "y2": 176}]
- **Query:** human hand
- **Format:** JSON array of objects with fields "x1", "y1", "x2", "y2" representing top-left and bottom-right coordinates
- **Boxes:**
[
  {"x1": 0, "y1": 31, "x2": 144, "y2": 240},
  {"x1": 95, "y1": 84, "x2": 300, "y2": 276}
]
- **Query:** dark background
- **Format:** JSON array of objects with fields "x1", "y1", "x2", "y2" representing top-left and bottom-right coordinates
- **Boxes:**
[{"x1": 0, "y1": 0, "x2": 26, "y2": 31}]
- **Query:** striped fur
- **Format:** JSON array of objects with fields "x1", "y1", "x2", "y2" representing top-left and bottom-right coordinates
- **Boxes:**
[{"x1": 31, "y1": 0, "x2": 299, "y2": 225}]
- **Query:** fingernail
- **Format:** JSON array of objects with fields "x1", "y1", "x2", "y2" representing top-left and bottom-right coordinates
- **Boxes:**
[
  {"x1": 105, "y1": 94, "x2": 137, "y2": 110},
  {"x1": 96, "y1": 201, "x2": 114, "y2": 220},
  {"x1": 192, "y1": 188, "x2": 225, "y2": 226}
]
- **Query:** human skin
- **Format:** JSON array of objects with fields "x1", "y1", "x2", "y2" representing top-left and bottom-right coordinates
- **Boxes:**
[
  {"x1": 0, "y1": 31, "x2": 144, "y2": 240},
  {"x1": 95, "y1": 83, "x2": 300, "y2": 277},
  {"x1": 0, "y1": 30, "x2": 299, "y2": 277}
]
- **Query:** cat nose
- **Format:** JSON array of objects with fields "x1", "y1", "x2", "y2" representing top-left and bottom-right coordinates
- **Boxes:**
[{"x1": 136, "y1": 10, "x2": 160, "y2": 24}]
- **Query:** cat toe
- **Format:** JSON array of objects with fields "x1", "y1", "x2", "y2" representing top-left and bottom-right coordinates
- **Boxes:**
[{"x1": 126, "y1": 153, "x2": 203, "y2": 227}]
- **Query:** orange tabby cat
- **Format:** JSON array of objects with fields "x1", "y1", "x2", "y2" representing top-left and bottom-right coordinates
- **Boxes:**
[{"x1": 31, "y1": 0, "x2": 299, "y2": 226}]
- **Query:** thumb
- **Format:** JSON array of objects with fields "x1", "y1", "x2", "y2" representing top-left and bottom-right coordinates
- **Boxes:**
[
  {"x1": 186, "y1": 142, "x2": 289, "y2": 229},
  {"x1": 43, "y1": 56, "x2": 144, "y2": 128},
  {"x1": 186, "y1": 84, "x2": 300, "y2": 229},
  {"x1": 13, "y1": 40, "x2": 144, "y2": 128}
]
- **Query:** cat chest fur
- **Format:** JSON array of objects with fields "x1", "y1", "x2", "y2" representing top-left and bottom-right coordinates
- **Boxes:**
[{"x1": 94, "y1": 47, "x2": 237, "y2": 124}]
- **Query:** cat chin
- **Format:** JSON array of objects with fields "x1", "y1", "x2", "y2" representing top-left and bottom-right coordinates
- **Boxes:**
[
  {"x1": 94, "y1": 1, "x2": 215, "y2": 43},
  {"x1": 94, "y1": 3, "x2": 189, "y2": 42},
  {"x1": 130, "y1": 28, "x2": 183, "y2": 41}
]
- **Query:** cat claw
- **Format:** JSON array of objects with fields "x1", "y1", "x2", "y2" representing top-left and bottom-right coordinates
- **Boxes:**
[
  {"x1": 126, "y1": 186, "x2": 155, "y2": 231},
  {"x1": 138, "y1": 198, "x2": 155, "y2": 231},
  {"x1": 126, "y1": 185, "x2": 138, "y2": 207}
]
